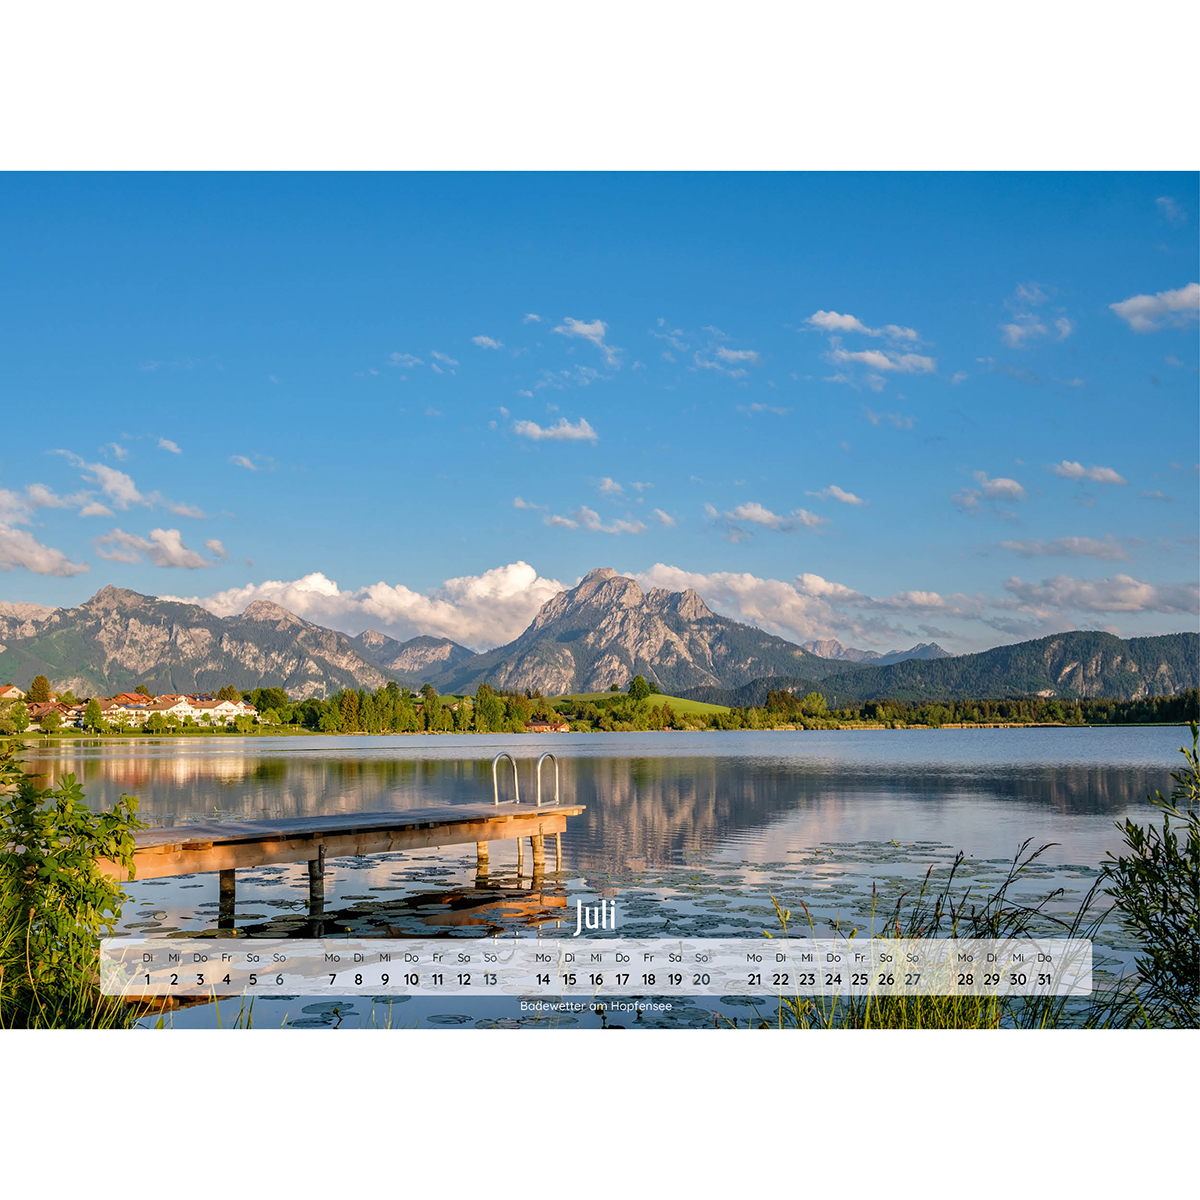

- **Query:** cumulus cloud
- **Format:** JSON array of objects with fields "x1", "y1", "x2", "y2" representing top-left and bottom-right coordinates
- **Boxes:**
[
  {"x1": 1050, "y1": 460, "x2": 1127, "y2": 485},
  {"x1": 1109, "y1": 283, "x2": 1199, "y2": 332},
  {"x1": 597, "y1": 477, "x2": 624, "y2": 497},
  {"x1": 0, "y1": 524, "x2": 90, "y2": 576},
  {"x1": 553, "y1": 317, "x2": 620, "y2": 366},
  {"x1": 94, "y1": 527, "x2": 219, "y2": 569},
  {"x1": 169, "y1": 562, "x2": 566, "y2": 650},
  {"x1": 805, "y1": 311, "x2": 920, "y2": 341},
  {"x1": 633, "y1": 564, "x2": 979, "y2": 647},
  {"x1": 472, "y1": 336, "x2": 504, "y2": 349},
  {"x1": 651, "y1": 508, "x2": 676, "y2": 527},
  {"x1": 205, "y1": 538, "x2": 228, "y2": 560},
  {"x1": 829, "y1": 347, "x2": 936, "y2": 374},
  {"x1": 807, "y1": 484, "x2": 865, "y2": 506},
  {"x1": 715, "y1": 502, "x2": 825, "y2": 540},
  {"x1": 229, "y1": 455, "x2": 257, "y2": 471},
  {"x1": 513, "y1": 417, "x2": 598, "y2": 443},
  {"x1": 715, "y1": 346, "x2": 762, "y2": 365},
  {"x1": 952, "y1": 471, "x2": 1027, "y2": 512},
  {"x1": 522, "y1": 313, "x2": 542, "y2": 324},
  {"x1": 389, "y1": 352, "x2": 423, "y2": 369},
  {"x1": 512, "y1": 496, "x2": 544, "y2": 510},
  {"x1": 1001, "y1": 536, "x2": 1128, "y2": 561},
  {"x1": 544, "y1": 505, "x2": 647, "y2": 535},
  {"x1": 1004, "y1": 573, "x2": 1198, "y2": 615},
  {"x1": 158, "y1": 438, "x2": 182, "y2": 454},
  {"x1": 54, "y1": 453, "x2": 146, "y2": 509},
  {"x1": 999, "y1": 281, "x2": 1074, "y2": 348}
]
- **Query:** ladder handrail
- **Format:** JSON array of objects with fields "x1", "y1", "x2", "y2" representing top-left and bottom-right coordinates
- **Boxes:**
[
  {"x1": 535, "y1": 752, "x2": 560, "y2": 807},
  {"x1": 491, "y1": 752, "x2": 520, "y2": 806}
]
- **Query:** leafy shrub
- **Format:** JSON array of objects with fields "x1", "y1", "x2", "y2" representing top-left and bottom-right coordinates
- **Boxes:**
[
  {"x1": 1102, "y1": 722, "x2": 1199, "y2": 1027},
  {"x1": 0, "y1": 739, "x2": 143, "y2": 1028}
]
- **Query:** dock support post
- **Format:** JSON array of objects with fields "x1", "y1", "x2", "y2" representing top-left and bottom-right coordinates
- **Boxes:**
[
  {"x1": 554, "y1": 833, "x2": 562, "y2": 873},
  {"x1": 218, "y1": 869, "x2": 236, "y2": 929},
  {"x1": 532, "y1": 834, "x2": 546, "y2": 872},
  {"x1": 517, "y1": 834, "x2": 525, "y2": 874},
  {"x1": 475, "y1": 841, "x2": 489, "y2": 881},
  {"x1": 308, "y1": 844, "x2": 326, "y2": 918}
]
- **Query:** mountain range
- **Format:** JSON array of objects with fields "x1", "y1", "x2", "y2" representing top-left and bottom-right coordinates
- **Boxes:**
[{"x1": 0, "y1": 570, "x2": 1195, "y2": 702}]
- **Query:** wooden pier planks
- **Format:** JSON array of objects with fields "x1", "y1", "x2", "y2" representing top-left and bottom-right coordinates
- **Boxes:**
[{"x1": 99, "y1": 802, "x2": 585, "y2": 881}]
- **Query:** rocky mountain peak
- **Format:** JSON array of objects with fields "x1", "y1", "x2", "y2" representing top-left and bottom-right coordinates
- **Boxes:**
[
  {"x1": 240, "y1": 600, "x2": 305, "y2": 626},
  {"x1": 84, "y1": 585, "x2": 148, "y2": 611}
]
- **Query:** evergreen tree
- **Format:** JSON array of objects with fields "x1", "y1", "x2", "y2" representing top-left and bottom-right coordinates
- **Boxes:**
[{"x1": 28, "y1": 676, "x2": 52, "y2": 703}]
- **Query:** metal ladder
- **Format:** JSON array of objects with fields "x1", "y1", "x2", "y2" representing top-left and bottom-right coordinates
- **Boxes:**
[{"x1": 488, "y1": 751, "x2": 563, "y2": 873}]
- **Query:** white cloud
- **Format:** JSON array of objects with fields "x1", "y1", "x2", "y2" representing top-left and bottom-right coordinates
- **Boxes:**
[
  {"x1": 94, "y1": 528, "x2": 219, "y2": 568},
  {"x1": 1156, "y1": 196, "x2": 1186, "y2": 226},
  {"x1": 1055, "y1": 317, "x2": 1074, "y2": 340},
  {"x1": 55, "y1": 454, "x2": 146, "y2": 509},
  {"x1": 166, "y1": 501, "x2": 206, "y2": 518},
  {"x1": 864, "y1": 408, "x2": 916, "y2": 429},
  {"x1": 513, "y1": 417, "x2": 598, "y2": 443},
  {"x1": 553, "y1": 317, "x2": 620, "y2": 366},
  {"x1": 205, "y1": 538, "x2": 228, "y2": 560},
  {"x1": 807, "y1": 484, "x2": 865, "y2": 506},
  {"x1": 720, "y1": 502, "x2": 825, "y2": 537},
  {"x1": 1001, "y1": 536, "x2": 1127, "y2": 561},
  {"x1": 598, "y1": 477, "x2": 624, "y2": 497},
  {"x1": 737, "y1": 402, "x2": 790, "y2": 416},
  {"x1": 805, "y1": 311, "x2": 920, "y2": 341},
  {"x1": 229, "y1": 455, "x2": 257, "y2": 470},
  {"x1": 973, "y1": 471, "x2": 1026, "y2": 500},
  {"x1": 430, "y1": 351, "x2": 458, "y2": 372},
  {"x1": 1109, "y1": 282, "x2": 1199, "y2": 332},
  {"x1": 522, "y1": 313, "x2": 542, "y2": 324},
  {"x1": 651, "y1": 508, "x2": 676, "y2": 527},
  {"x1": 829, "y1": 347, "x2": 936, "y2": 374},
  {"x1": 157, "y1": 438, "x2": 182, "y2": 454},
  {"x1": 389, "y1": 352, "x2": 423, "y2": 368},
  {"x1": 573, "y1": 506, "x2": 647, "y2": 535},
  {"x1": 170, "y1": 562, "x2": 565, "y2": 650},
  {"x1": 953, "y1": 471, "x2": 1027, "y2": 511},
  {"x1": 105, "y1": 441, "x2": 130, "y2": 461},
  {"x1": 951, "y1": 371, "x2": 968, "y2": 385},
  {"x1": 543, "y1": 513, "x2": 578, "y2": 529},
  {"x1": 512, "y1": 496, "x2": 544, "y2": 510},
  {"x1": 1050, "y1": 460, "x2": 1127, "y2": 485},
  {"x1": 472, "y1": 336, "x2": 504, "y2": 350},
  {"x1": 1004, "y1": 573, "x2": 1198, "y2": 615},
  {"x1": 78, "y1": 502, "x2": 112, "y2": 518},
  {"x1": 715, "y1": 346, "x2": 761, "y2": 365},
  {"x1": 95, "y1": 527, "x2": 218, "y2": 569},
  {"x1": 633, "y1": 564, "x2": 977, "y2": 647},
  {"x1": 1001, "y1": 318, "x2": 1047, "y2": 348},
  {"x1": 0, "y1": 524, "x2": 89, "y2": 576}
]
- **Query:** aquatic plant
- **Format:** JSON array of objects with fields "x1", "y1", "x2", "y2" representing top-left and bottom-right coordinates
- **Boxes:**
[
  {"x1": 0, "y1": 738, "x2": 144, "y2": 1028},
  {"x1": 747, "y1": 839, "x2": 1113, "y2": 1030}
]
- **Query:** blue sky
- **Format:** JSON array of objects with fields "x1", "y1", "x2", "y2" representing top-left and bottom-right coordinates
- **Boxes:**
[{"x1": 0, "y1": 172, "x2": 1196, "y2": 653}]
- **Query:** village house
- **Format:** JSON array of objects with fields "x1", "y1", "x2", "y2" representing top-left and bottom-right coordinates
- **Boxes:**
[
  {"x1": 524, "y1": 719, "x2": 571, "y2": 733},
  {"x1": 0, "y1": 684, "x2": 25, "y2": 700}
]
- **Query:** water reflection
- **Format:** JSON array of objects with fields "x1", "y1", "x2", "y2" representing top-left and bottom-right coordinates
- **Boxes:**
[{"x1": 24, "y1": 729, "x2": 1179, "y2": 873}]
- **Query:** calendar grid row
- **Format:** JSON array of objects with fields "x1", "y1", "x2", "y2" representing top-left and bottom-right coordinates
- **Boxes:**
[{"x1": 101, "y1": 937, "x2": 1093, "y2": 997}]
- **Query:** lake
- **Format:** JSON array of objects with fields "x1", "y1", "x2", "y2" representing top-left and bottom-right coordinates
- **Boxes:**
[{"x1": 24, "y1": 726, "x2": 1188, "y2": 1029}]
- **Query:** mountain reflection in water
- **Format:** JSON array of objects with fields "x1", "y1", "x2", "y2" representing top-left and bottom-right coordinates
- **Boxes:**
[{"x1": 25, "y1": 727, "x2": 1180, "y2": 874}]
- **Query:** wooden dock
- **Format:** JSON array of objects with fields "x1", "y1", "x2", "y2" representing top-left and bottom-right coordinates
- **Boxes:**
[{"x1": 98, "y1": 801, "x2": 585, "y2": 929}]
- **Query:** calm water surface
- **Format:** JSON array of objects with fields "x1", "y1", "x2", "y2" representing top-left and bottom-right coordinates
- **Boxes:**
[{"x1": 25, "y1": 727, "x2": 1186, "y2": 1029}]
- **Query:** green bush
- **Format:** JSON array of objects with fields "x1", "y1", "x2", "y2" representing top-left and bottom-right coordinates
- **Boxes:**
[
  {"x1": 1102, "y1": 721, "x2": 1199, "y2": 1027},
  {"x1": 0, "y1": 739, "x2": 143, "y2": 1028}
]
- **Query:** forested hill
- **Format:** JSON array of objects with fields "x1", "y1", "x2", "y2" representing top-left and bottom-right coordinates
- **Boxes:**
[{"x1": 679, "y1": 630, "x2": 1199, "y2": 707}]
